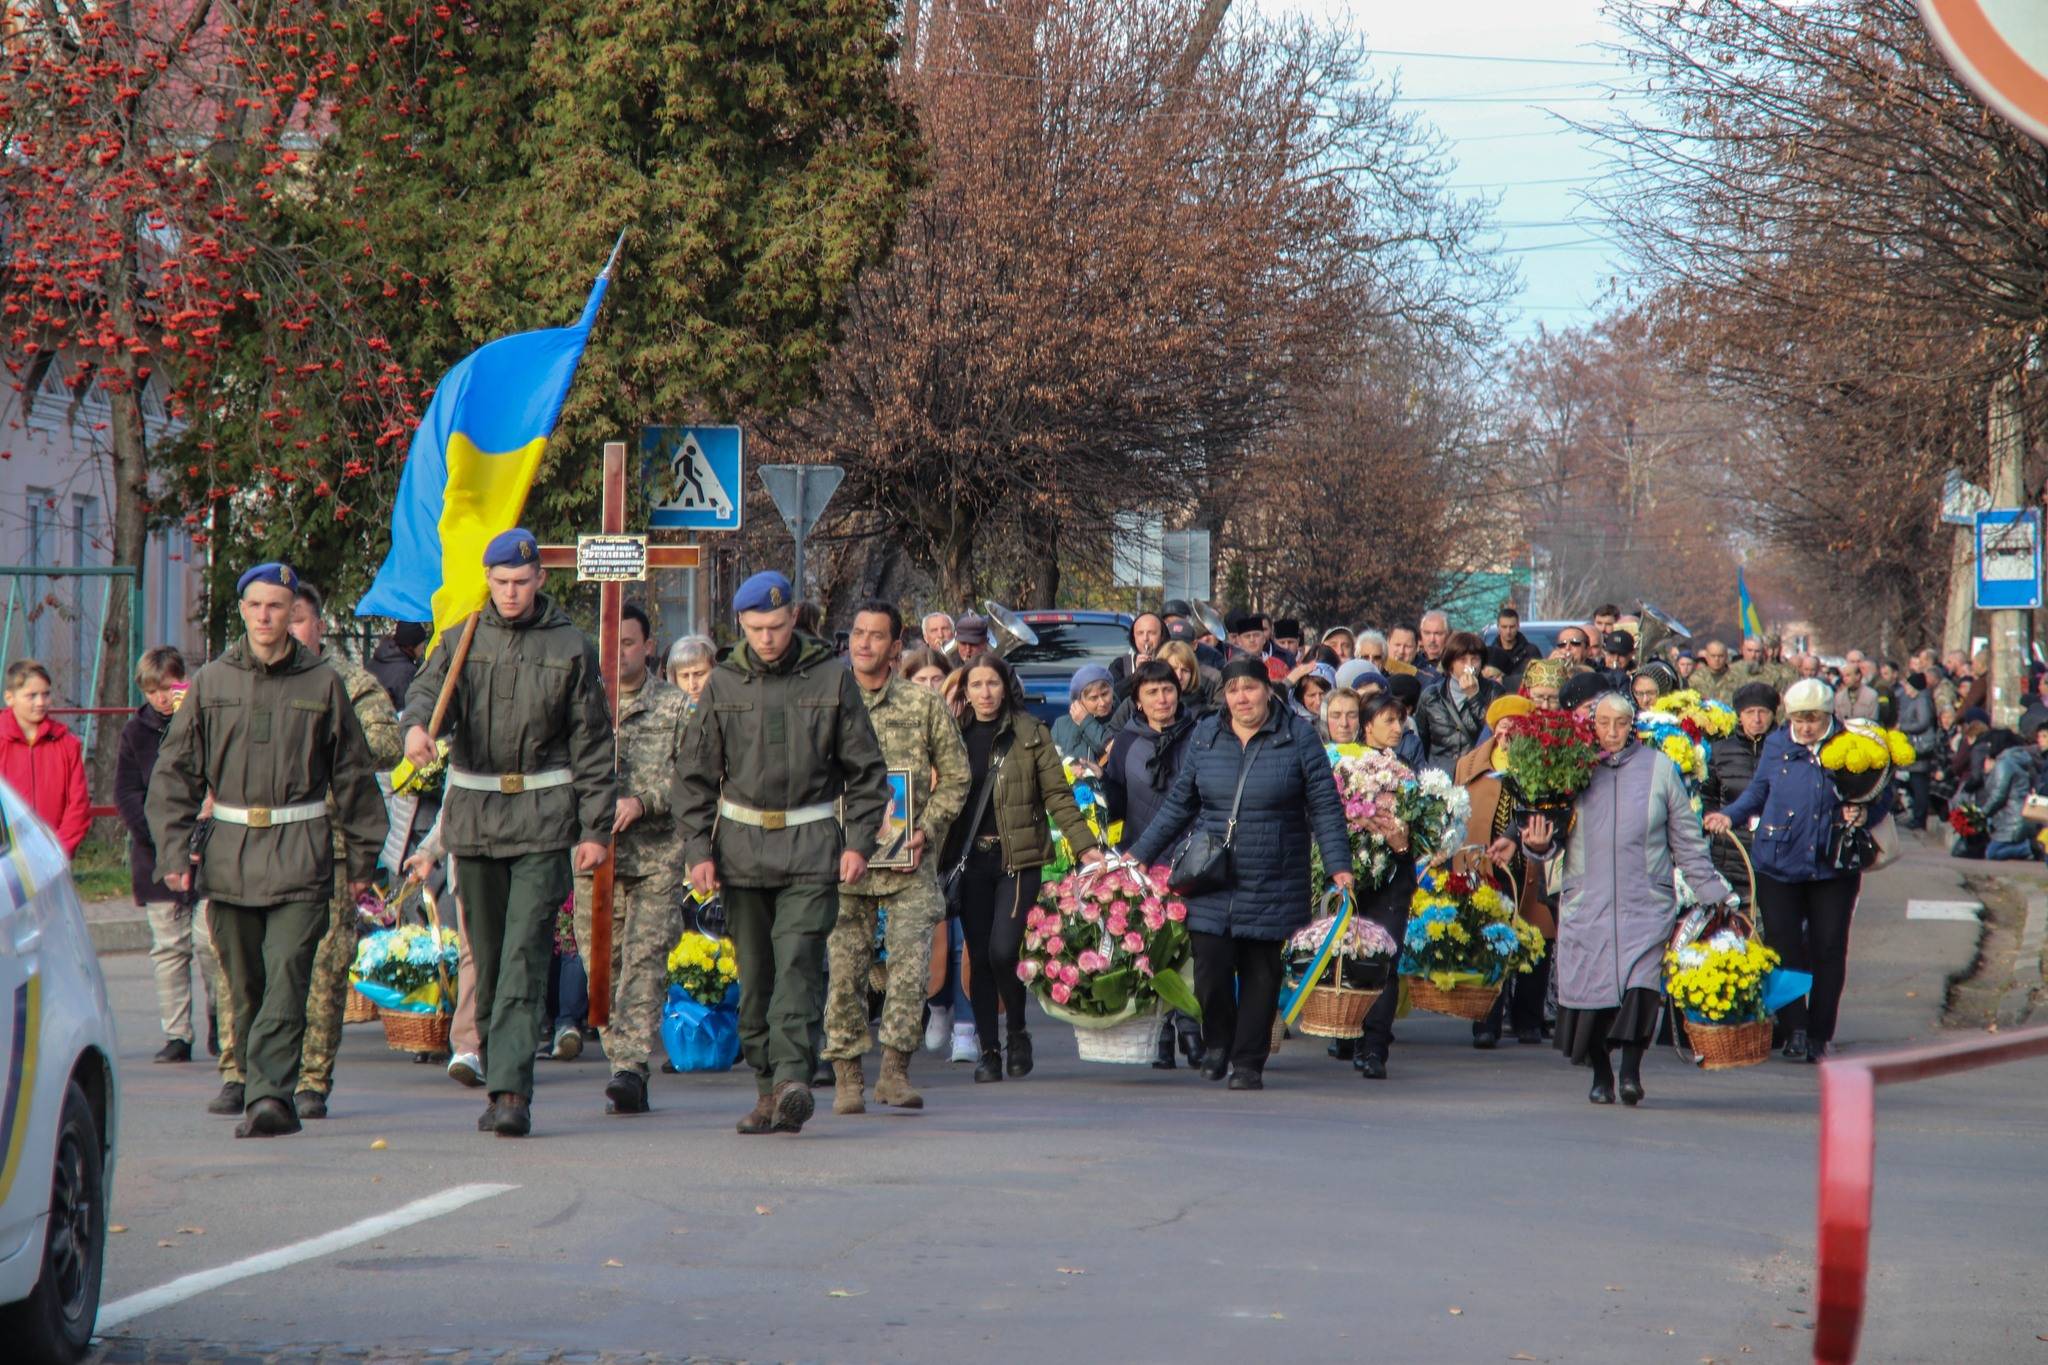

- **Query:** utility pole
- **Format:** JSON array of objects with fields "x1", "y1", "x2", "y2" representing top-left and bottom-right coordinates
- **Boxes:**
[{"x1": 1987, "y1": 370, "x2": 2027, "y2": 727}]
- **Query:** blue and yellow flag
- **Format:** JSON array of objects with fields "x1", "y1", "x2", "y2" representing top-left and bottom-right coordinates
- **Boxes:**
[
  {"x1": 357, "y1": 247, "x2": 618, "y2": 645},
  {"x1": 1736, "y1": 566, "x2": 1763, "y2": 638}
]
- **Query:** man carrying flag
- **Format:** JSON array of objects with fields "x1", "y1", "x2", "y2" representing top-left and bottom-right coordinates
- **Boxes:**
[{"x1": 401, "y1": 530, "x2": 615, "y2": 1137}]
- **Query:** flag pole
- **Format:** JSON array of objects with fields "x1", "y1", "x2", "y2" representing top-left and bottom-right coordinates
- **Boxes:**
[{"x1": 401, "y1": 230, "x2": 626, "y2": 775}]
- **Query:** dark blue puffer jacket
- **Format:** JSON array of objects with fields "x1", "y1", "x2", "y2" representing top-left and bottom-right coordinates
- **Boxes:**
[
  {"x1": 1126, "y1": 704, "x2": 1353, "y2": 940},
  {"x1": 1719, "y1": 724, "x2": 1854, "y2": 885}
]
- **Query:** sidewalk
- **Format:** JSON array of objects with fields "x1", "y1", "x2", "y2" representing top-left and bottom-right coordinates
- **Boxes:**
[
  {"x1": 83, "y1": 894, "x2": 153, "y2": 955},
  {"x1": 1836, "y1": 824, "x2": 2041, "y2": 1048}
]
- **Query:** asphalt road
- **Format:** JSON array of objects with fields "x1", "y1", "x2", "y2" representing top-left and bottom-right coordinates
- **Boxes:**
[{"x1": 85, "y1": 838, "x2": 2048, "y2": 1365}]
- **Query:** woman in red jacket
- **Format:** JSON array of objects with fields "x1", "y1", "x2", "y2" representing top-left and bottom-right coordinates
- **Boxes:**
[{"x1": 0, "y1": 659, "x2": 92, "y2": 855}]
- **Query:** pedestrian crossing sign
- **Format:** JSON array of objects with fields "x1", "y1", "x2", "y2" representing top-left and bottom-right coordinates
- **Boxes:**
[{"x1": 643, "y1": 425, "x2": 743, "y2": 531}]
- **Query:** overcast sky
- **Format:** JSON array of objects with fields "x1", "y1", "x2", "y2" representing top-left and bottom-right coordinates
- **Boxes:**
[{"x1": 1259, "y1": 0, "x2": 1642, "y2": 348}]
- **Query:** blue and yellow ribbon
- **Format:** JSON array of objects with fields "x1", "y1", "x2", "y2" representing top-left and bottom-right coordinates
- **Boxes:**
[{"x1": 1280, "y1": 887, "x2": 1354, "y2": 1026}]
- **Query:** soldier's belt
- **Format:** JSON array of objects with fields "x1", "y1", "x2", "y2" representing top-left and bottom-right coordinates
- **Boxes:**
[
  {"x1": 448, "y1": 766, "x2": 575, "y2": 796},
  {"x1": 717, "y1": 798, "x2": 837, "y2": 832},
  {"x1": 211, "y1": 800, "x2": 326, "y2": 830}
]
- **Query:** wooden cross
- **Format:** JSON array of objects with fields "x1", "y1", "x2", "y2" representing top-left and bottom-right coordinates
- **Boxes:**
[{"x1": 537, "y1": 440, "x2": 700, "y2": 1026}]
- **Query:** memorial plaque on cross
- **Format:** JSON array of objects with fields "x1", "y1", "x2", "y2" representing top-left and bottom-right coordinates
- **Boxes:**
[{"x1": 537, "y1": 440, "x2": 701, "y2": 1025}]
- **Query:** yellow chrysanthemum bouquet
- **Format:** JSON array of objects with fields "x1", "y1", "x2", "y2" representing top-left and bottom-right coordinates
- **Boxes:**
[
  {"x1": 1664, "y1": 932, "x2": 1780, "y2": 1024},
  {"x1": 667, "y1": 932, "x2": 740, "y2": 1007}
]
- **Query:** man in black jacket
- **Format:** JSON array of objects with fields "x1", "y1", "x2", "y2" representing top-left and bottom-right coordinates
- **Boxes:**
[
  {"x1": 1702, "y1": 682, "x2": 1778, "y2": 891},
  {"x1": 1484, "y1": 603, "x2": 1540, "y2": 684}
]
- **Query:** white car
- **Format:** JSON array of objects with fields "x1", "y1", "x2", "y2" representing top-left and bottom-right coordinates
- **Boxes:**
[{"x1": 0, "y1": 778, "x2": 119, "y2": 1362}]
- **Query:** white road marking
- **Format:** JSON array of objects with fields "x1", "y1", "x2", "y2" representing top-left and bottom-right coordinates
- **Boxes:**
[
  {"x1": 1906, "y1": 899, "x2": 1983, "y2": 922},
  {"x1": 97, "y1": 1181, "x2": 517, "y2": 1332}
]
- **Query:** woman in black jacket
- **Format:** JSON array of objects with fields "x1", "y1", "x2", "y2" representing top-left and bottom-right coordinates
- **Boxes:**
[
  {"x1": 1416, "y1": 631, "x2": 1501, "y2": 771},
  {"x1": 1100, "y1": 659, "x2": 1200, "y2": 1068},
  {"x1": 1126, "y1": 659, "x2": 1354, "y2": 1089},
  {"x1": 1701, "y1": 682, "x2": 1778, "y2": 891}
]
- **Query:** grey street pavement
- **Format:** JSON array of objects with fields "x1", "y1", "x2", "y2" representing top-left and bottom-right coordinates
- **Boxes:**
[{"x1": 86, "y1": 834, "x2": 2048, "y2": 1365}]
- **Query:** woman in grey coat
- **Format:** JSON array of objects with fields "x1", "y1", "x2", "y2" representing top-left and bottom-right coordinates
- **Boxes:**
[{"x1": 1523, "y1": 693, "x2": 1736, "y2": 1106}]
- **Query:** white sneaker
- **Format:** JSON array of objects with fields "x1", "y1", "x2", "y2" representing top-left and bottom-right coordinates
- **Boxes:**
[
  {"x1": 446, "y1": 1051, "x2": 483, "y2": 1088},
  {"x1": 950, "y1": 1021, "x2": 980, "y2": 1063},
  {"x1": 553, "y1": 1025, "x2": 583, "y2": 1061},
  {"x1": 924, "y1": 1005, "x2": 954, "y2": 1055}
]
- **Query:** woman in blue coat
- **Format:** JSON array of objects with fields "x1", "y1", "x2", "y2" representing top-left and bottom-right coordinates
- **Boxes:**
[
  {"x1": 1707, "y1": 678, "x2": 1868, "y2": 1062},
  {"x1": 1128, "y1": 659, "x2": 1355, "y2": 1088}
]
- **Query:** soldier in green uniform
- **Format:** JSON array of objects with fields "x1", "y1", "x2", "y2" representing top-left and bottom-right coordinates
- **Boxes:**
[
  {"x1": 402, "y1": 528, "x2": 616, "y2": 1138},
  {"x1": 677, "y1": 571, "x2": 890, "y2": 1135},
  {"x1": 570, "y1": 602, "x2": 690, "y2": 1115},
  {"x1": 148, "y1": 563, "x2": 387, "y2": 1138},
  {"x1": 821, "y1": 599, "x2": 970, "y2": 1114}
]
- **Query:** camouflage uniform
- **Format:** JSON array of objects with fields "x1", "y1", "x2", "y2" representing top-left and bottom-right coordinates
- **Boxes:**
[
  {"x1": 573, "y1": 675, "x2": 689, "y2": 1078},
  {"x1": 1690, "y1": 665, "x2": 1741, "y2": 708},
  {"x1": 821, "y1": 678, "x2": 970, "y2": 1061},
  {"x1": 298, "y1": 653, "x2": 401, "y2": 1097}
]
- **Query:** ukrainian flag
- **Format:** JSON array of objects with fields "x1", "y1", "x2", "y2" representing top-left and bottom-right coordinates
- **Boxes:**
[
  {"x1": 1736, "y1": 566, "x2": 1764, "y2": 638},
  {"x1": 357, "y1": 251, "x2": 616, "y2": 644}
]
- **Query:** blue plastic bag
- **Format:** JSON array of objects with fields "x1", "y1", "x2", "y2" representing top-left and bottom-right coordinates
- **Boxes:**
[
  {"x1": 1762, "y1": 968, "x2": 1814, "y2": 1016},
  {"x1": 660, "y1": 984, "x2": 741, "y2": 1073}
]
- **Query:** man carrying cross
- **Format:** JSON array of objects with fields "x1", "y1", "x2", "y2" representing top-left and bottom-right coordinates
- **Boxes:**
[{"x1": 402, "y1": 528, "x2": 616, "y2": 1138}]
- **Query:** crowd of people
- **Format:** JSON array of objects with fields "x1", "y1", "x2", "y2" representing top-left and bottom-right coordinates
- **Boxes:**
[{"x1": 85, "y1": 542, "x2": 1964, "y2": 1138}]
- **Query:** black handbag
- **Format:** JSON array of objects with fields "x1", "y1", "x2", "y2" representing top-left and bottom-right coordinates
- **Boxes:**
[
  {"x1": 942, "y1": 738, "x2": 1011, "y2": 913},
  {"x1": 1166, "y1": 735, "x2": 1261, "y2": 896}
]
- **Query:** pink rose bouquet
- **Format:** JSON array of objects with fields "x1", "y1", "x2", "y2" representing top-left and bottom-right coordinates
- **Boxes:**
[{"x1": 1019, "y1": 861, "x2": 1200, "y2": 1024}]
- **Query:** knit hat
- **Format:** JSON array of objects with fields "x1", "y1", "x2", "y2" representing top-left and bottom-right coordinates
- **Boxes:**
[
  {"x1": 1732, "y1": 682, "x2": 1780, "y2": 715},
  {"x1": 1486, "y1": 694, "x2": 1536, "y2": 731},
  {"x1": 1783, "y1": 678, "x2": 1834, "y2": 714},
  {"x1": 1070, "y1": 663, "x2": 1113, "y2": 698},
  {"x1": 1335, "y1": 659, "x2": 1385, "y2": 692}
]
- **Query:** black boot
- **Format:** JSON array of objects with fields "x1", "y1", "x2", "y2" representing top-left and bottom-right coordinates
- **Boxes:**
[
  {"x1": 294, "y1": 1090, "x2": 329, "y2": 1120},
  {"x1": 1199, "y1": 1051, "x2": 1228, "y2": 1081},
  {"x1": 1006, "y1": 1030, "x2": 1034, "y2": 1077},
  {"x1": 605, "y1": 1070, "x2": 650, "y2": 1114},
  {"x1": 973, "y1": 1048, "x2": 1004, "y2": 1083},
  {"x1": 1588, "y1": 1053, "x2": 1616, "y2": 1105},
  {"x1": 1178, "y1": 1025, "x2": 1205, "y2": 1068},
  {"x1": 1618, "y1": 1044, "x2": 1645, "y2": 1107},
  {"x1": 1226, "y1": 1064, "x2": 1264, "y2": 1091},
  {"x1": 1356, "y1": 1052, "x2": 1387, "y2": 1079},
  {"x1": 153, "y1": 1038, "x2": 192, "y2": 1064},
  {"x1": 206, "y1": 1081, "x2": 245, "y2": 1116},
  {"x1": 1152, "y1": 1022, "x2": 1177, "y2": 1070},
  {"x1": 1781, "y1": 1028, "x2": 1809, "y2": 1061},
  {"x1": 1326, "y1": 1038, "x2": 1356, "y2": 1061}
]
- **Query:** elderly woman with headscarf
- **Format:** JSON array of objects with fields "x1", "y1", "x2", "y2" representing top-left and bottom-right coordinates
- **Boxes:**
[
  {"x1": 1522, "y1": 692, "x2": 1735, "y2": 1105},
  {"x1": 1707, "y1": 678, "x2": 1875, "y2": 1062},
  {"x1": 1460, "y1": 694, "x2": 1556, "y2": 1049}
]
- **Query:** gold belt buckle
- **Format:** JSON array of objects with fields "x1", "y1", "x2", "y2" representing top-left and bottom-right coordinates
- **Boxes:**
[
  {"x1": 760, "y1": 809, "x2": 787, "y2": 831},
  {"x1": 500, "y1": 773, "x2": 525, "y2": 795},
  {"x1": 247, "y1": 806, "x2": 273, "y2": 829}
]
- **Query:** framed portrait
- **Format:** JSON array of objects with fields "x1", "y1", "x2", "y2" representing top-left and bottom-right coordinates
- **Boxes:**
[{"x1": 869, "y1": 768, "x2": 917, "y2": 870}]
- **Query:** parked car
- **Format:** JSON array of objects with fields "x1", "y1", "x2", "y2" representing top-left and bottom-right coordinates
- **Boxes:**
[
  {"x1": 0, "y1": 776, "x2": 119, "y2": 1363},
  {"x1": 1004, "y1": 610, "x2": 1136, "y2": 723}
]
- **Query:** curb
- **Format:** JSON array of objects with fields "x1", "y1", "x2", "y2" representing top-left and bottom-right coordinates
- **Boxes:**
[
  {"x1": 1995, "y1": 887, "x2": 2048, "y2": 1028},
  {"x1": 89, "y1": 917, "x2": 152, "y2": 956}
]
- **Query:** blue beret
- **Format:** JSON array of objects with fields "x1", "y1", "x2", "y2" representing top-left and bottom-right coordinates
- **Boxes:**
[
  {"x1": 733, "y1": 570, "x2": 795, "y2": 616},
  {"x1": 236, "y1": 562, "x2": 297, "y2": 595},
  {"x1": 483, "y1": 528, "x2": 539, "y2": 569}
]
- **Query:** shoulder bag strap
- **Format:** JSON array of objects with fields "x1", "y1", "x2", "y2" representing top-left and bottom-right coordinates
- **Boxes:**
[
  {"x1": 946, "y1": 735, "x2": 1013, "y2": 883},
  {"x1": 1219, "y1": 734, "x2": 1262, "y2": 850}
]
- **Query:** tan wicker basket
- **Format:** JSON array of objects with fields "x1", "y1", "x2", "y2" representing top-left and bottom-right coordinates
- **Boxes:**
[
  {"x1": 1685, "y1": 1017, "x2": 1772, "y2": 1070},
  {"x1": 1406, "y1": 976, "x2": 1501, "y2": 1021},
  {"x1": 343, "y1": 990, "x2": 378, "y2": 1025},
  {"x1": 1294, "y1": 980, "x2": 1382, "y2": 1039},
  {"x1": 376, "y1": 883, "x2": 452, "y2": 1055},
  {"x1": 380, "y1": 1009, "x2": 451, "y2": 1055}
]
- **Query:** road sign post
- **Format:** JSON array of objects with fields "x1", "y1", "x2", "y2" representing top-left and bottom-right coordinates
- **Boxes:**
[{"x1": 758, "y1": 464, "x2": 845, "y2": 603}]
